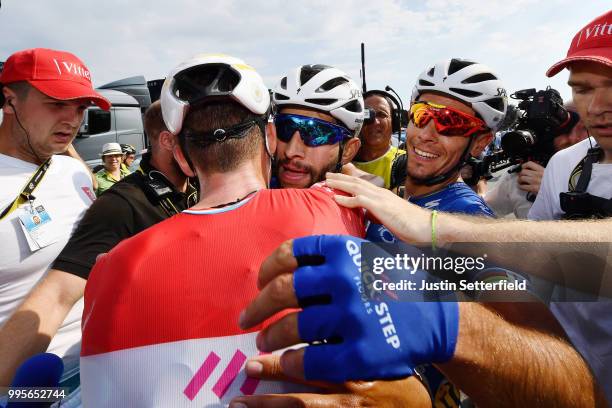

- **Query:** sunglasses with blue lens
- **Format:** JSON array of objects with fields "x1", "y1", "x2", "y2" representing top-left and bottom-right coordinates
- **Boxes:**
[{"x1": 274, "y1": 113, "x2": 352, "y2": 147}]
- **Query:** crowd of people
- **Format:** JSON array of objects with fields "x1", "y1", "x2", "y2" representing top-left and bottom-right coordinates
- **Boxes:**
[{"x1": 0, "y1": 9, "x2": 611, "y2": 408}]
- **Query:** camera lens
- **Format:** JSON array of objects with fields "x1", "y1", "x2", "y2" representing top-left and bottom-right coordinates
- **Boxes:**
[{"x1": 501, "y1": 129, "x2": 537, "y2": 156}]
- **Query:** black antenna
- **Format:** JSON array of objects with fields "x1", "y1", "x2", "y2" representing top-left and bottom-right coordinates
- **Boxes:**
[{"x1": 361, "y1": 43, "x2": 367, "y2": 93}]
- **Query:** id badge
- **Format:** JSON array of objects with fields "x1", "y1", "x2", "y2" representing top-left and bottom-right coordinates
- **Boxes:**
[{"x1": 18, "y1": 204, "x2": 58, "y2": 251}]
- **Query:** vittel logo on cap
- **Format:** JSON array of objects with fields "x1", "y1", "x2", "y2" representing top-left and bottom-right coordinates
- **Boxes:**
[
  {"x1": 575, "y1": 18, "x2": 612, "y2": 47},
  {"x1": 52, "y1": 58, "x2": 92, "y2": 81}
]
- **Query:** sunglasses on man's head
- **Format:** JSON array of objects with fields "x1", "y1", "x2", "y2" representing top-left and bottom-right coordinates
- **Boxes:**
[
  {"x1": 409, "y1": 101, "x2": 487, "y2": 137},
  {"x1": 274, "y1": 113, "x2": 352, "y2": 147}
]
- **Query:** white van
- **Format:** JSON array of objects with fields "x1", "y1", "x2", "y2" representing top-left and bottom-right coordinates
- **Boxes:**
[{"x1": 73, "y1": 89, "x2": 145, "y2": 168}]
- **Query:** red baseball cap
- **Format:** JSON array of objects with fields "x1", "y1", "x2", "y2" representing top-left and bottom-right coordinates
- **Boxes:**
[
  {"x1": 547, "y1": 10, "x2": 612, "y2": 77},
  {"x1": 0, "y1": 48, "x2": 111, "y2": 110}
]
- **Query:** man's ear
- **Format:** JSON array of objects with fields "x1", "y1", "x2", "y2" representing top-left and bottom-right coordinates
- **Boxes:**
[
  {"x1": 265, "y1": 121, "x2": 277, "y2": 156},
  {"x1": 158, "y1": 130, "x2": 176, "y2": 152},
  {"x1": 172, "y1": 142, "x2": 196, "y2": 178},
  {"x1": 470, "y1": 132, "x2": 494, "y2": 157},
  {"x1": 1, "y1": 86, "x2": 17, "y2": 115},
  {"x1": 341, "y1": 137, "x2": 362, "y2": 164}
]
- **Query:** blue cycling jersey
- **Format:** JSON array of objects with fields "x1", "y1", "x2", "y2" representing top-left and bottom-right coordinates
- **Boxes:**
[
  {"x1": 409, "y1": 182, "x2": 495, "y2": 217},
  {"x1": 366, "y1": 181, "x2": 495, "y2": 406},
  {"x1": 367, "y1": 182, "x2": 495, "y2": 243}
]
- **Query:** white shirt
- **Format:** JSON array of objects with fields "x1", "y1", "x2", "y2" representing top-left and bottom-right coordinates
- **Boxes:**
[
  {"x1": 0, "y1": 153, "x2": 94, "y2": 373},
  {"x1": 485, "y1": 171, "x2": 533, "y2": 219},
  {"x1": 526, "y1": 137, "x2": 612, "y2": 401},
  {"x1": 528, "y1": 137, "x2": 612, "y2": 220}
]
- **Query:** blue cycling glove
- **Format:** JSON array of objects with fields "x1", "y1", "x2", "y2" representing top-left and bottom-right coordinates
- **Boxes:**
[{"x1": 292, "y1": 235, "x2": 459, "y2": 383}]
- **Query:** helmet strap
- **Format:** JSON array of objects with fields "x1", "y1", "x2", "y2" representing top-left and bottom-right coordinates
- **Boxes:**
[
  {"x1": 261, "y1": 118, "x2": 276, "y2": 188},
  {"x1": 334, "y1": 142, "x2": 345, "y2": 173},
  {"x1": 423, "y1": 135, "x2": 475, "y2": 186},
  {"x1": 177, "y1": 132, "x2": 196, "y2": 176}
]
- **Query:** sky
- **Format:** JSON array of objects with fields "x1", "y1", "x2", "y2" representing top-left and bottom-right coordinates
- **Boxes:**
[{"x1": 0, "y1": 1, "x2": 608, "y2": 106}]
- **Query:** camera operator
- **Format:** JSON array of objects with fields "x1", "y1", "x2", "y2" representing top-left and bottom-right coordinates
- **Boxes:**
[
  {"x1": 553, "y1": 101, "x2": 589, "y2": 151},
  {"x1": 485, "y1": 101, "x2": 588, "y2": 218}
]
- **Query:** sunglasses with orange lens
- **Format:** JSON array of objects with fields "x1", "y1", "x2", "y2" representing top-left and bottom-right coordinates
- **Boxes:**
[{"x1": 410, "y1": 101, "x2": 487, "y2": 137}]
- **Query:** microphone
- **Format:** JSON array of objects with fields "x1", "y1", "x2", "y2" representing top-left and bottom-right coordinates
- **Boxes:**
[
  {"x1": 385, "y1": 85, "x2": 404, "y2": 113},
  {"x1": 7, "y1": 99, "x2": 44, "y2": 164},
  {"x1": 7, "y1": 353, "x2": 64, "y2": 408}
]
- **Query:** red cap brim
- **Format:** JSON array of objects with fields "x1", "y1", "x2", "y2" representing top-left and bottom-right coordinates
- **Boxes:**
[
  {"x1": 546, "y1": 50, "x2": 612, "y2": 77},
  {"x1": 28, "y1": 79, "x2": 112, "y2": 111}
]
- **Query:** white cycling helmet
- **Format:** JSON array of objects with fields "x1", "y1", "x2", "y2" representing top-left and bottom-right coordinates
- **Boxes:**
[
  {"x1": 411, "y1": 58, "x2": 507, "y2": 131},
  {"x1": 272, "y1": 64, "x2": 364, "y2": 134},
  {"x1": 161, "y1": 54, "x2": 270, "y2": 135}
]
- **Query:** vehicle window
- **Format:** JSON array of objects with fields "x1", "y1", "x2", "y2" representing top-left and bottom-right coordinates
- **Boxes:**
[{"x1": 88, "y1": 109, "x2": 112, "y2": 135}]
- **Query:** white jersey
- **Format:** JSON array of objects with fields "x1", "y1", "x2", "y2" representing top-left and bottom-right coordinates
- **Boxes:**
[
  {"x1": 0, "y1": 153, "x2": 94, "y2": 373},
  {"x1": 528, "y1": 137, "x2": 612, "y2": 220}
]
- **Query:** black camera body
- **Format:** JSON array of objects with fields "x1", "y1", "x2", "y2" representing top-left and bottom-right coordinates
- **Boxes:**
[
  {"x1": 462, "y1": 151, "x2": 514, "y2": 186},
  {"x1": 464, "y1": 87, "x2": 574, "y2": 185},
  {"x1": 501, "y1": 87, "x2": 568, "y2": 160}
]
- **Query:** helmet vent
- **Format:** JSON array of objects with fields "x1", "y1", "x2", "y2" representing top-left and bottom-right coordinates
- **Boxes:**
[
  {"x1": 419, "y1": 79, "x2": 435, "y2": 87},
  {"x1": 300, "y1": 64, "x2": 331, "y2": 86},
  {"x1": 449, "y1": 87, "x2": 482, "y2": 98},
  {"x1": 462, "y1": 73, "x2": 497, "y2": 84},
  {"x1": 448, "y1": 59, "x2": 476, "y2": 76},
  {"x1": 274, "y1": 92, "x2": 290, "y2": 101},
  {"x1": 305, "y1": 98, "x2": 337, "y2": 106},
  {"x1": 343, "y1": 100, "x2": 363, "y2": 113},
  {"x1": 210, "y1": 66, "x2": 240, "y2": 92},
  {"x1": 483, "y1": 97, "x2": 505, "y2": 112},
  {"x1": 174, "y1": 64, "x2": 240, "y2": 100},
  {"x1": 280, "y1": 77, "x2": 287, "y2": 90},
  {"x1": 427, "y1": 67, "x2": 435, "y2": 77},
  {"x1": 316, "y1": 77, "x2": 349, "y2": 92}
]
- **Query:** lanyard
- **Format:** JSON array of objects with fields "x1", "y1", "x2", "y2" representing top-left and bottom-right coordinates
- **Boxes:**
[
  {"x1": 0, "y1": 158, "x2": 51, "y2": 221},
  {"x1": 137, "y1": 166, "x2": 189, "y2": 216},
  {"x1": 568, "y1": 147, "x2": 602, "y2": 193}
]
